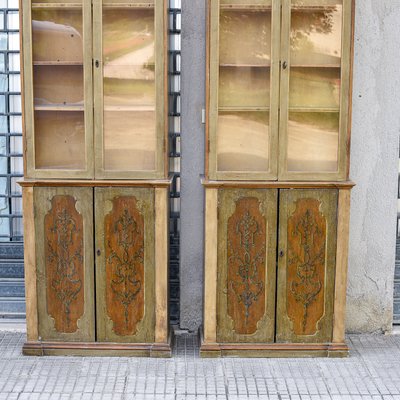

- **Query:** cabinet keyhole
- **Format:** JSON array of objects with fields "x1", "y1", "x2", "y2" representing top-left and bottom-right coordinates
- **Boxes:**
[
  {"x1": 97, "y1": 249, "x2": 101, "y2": 256},
  {"x1": 279, "y1": 250, "x2": 284, "y2": 258}
]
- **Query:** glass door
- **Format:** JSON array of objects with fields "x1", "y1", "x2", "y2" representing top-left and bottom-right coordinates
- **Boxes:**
[
  {"x1": 94, "y1": 0, "x2": 166, "y2": 179},
  {"x1": 23, "y1": 0, "x2": 93, "y2": 178},
  {"x1": 208, "y1": 0, "x2": 280, "y2": 180},
  {"x1": 279, "y1": 0, "x2": 352, "y2": 181}
]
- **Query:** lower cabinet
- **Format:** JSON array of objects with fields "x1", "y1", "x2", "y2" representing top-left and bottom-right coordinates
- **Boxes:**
[
  {"x1": 201, "y1": 185, "x2": 351, "y2": 358},
  {"x1": 22, "y1": 184, "x2": 171, "y2": 357}
]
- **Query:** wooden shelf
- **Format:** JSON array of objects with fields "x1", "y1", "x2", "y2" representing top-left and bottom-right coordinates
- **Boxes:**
[
  {"x1": 103, "y1": 3, "x2": 155, "y2": 8},
  {"x1": 34, "y1": 105, "x2": 84, "y2": 111},
  {"x1": 33, "y1": 61, "x2": 83, "y2": 66},
  {"x1": 220, "y1": 64, "x2": 271, "y2": 68},
  {"x1": 32, "y1": 3, "x2": 83, "y2": 9},
  {"x1": 219, "y1": 106, "x2": 270, "y2": 112},
  {"x1": 291, "y1": 64, "x2": 341, "y2": 68},
  {"x1": 289, "y1": 107, "x2": 340, "y2": 113},
  {"x1": 220, "y1": 5, "x2": 272, "y2": 10},
  {"x1": 104, "y1": 105, "x2": 155, "y2": 112}
]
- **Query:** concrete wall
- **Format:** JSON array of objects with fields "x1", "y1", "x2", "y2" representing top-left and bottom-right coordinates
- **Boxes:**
[
  {"x1": 346, "y1": 1, "x2": 400, "y2": 333},
  {"x1": 180, "y1": 0, "x2": 400, "y2": 333},
  {"x1": 179, "y1": 0, "x2": 206, "y2": 331}
]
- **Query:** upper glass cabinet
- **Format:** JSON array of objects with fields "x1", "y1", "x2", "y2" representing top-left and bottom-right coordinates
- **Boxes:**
[
  {"x1": 22, "y1": 0, "x2": 167, "y2": 179},
  {"x1": 207, "y1": 0, "x2": 353, "y2": 181}
]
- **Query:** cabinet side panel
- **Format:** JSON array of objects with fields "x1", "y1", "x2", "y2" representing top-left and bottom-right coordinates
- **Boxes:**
[
  {"x1": 23, "y1": 187, "x2": 38, "y2": 341},
  {"x1": 217, "y1": 188, "x2": 277, "y2": 343},
  {"x1": 204, "y1": 188, "x2": 218, "y2": 343},
  {"x1": 34, "y1": 187, "x2": 95, "y2": 342},
  {"x1": 155, "y1": 187, "x2": 169, "y2": 343},
  {"x1": 277, "y1": 189, "x2": 338, "y2": 343},
  {"x1": 95, "y1": 187, "x2": 155, "y2": 343},
  {"x1": 332, "y1": 189, "x2": 351, "y2": 343}
]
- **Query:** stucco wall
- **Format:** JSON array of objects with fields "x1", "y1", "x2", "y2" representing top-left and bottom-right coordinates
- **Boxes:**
[
  {"x1": 346, "y1": 1, "x2": 400, "y2": 333},
  {"x1": 180, "y1": 0, "x2": 400, "y2": 333},
  {"x1": 180, "y1": 0, "x2": 206, "y2": 331}
]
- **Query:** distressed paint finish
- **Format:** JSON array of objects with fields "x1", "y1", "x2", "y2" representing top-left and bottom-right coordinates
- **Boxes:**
[
  {"x1": 44, "y1": 195, "x2": 84, "y2": 333},
  {"x1": 227, "y1": 197, "x2": 266, "y2": 335},
  {"x1": 277, "y1": 189, "x2": 338, "y2": 343},
  {"x1": 34, "y1": 187, "x2": 95, "y2": 342},
  {"x1": 287, "y1": 198, "x2": 326, "y2": 336},
  {"x1": 105, "y1": 196, "x2": 145, "y2": 337},
  {"x1": 217, "y1": 188, "x2": 277, "y2": 343},
  {"x1": 95, "y1": 187, "x2": 155, "y2": 343}
]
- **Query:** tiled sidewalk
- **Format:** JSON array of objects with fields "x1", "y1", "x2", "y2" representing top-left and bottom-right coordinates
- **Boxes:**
[{"x1": 0, "y1": 331, "x2": 400, "y2": 399}]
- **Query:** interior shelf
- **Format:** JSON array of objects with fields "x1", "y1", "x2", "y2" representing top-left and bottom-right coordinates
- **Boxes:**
[
  {"x1": 32, "y1": 3, "x2": 83, "y2": 9},
  {"x1": 103, "y1": 3, "x2": 155, "y2": 9},
  {"x1": 33, "y1": 61, "x2": 84, "y2": 66},
  {"x1": 220, "y1": 5, "x2": 272, "y2": 10},
  {"x1": 104, "y1": 105, "x2": 155, "y2": 112},
  {"x1": 34, "y1": 105, "x2": 84, "y2": 111},
  {"x1": 220, "y1": 64, "x2": 271, "y2": 68},
  {"x1": 289, "y1": 107, "x2": 340, "y2": 113},
  {"x1": 290, "y1": 64, "x2": 341, "y2": 68},
  {"x1": 219, "y1": 106, "x2": 270, "y2": 112}
]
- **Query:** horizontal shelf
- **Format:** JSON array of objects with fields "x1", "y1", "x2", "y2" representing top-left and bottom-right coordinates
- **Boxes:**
[
  {"x1": 220, "y1": 5, "x2": 272, "y2": 10},
  {"x1": 220, "y1": 63, "x2": 271, "y2": 68},
  {"x1": 34, "y1": 105, "x2": 84, "y2": 111},
  {"x1": 291, "y1": 5, "x2": 341, "y2": 11},
  {"x1": 290, "y1": 64, "x2": 341, "y2": 69},
  {"x1": 33, "y1": 61, "x2": 83, "y2": 66},
  {"x1": 104, "y1": 105, "x2": 155, "y2": 112},
  {"x1": 103, "y1": 3, "x2": 154, "y2": 8},
  {"x1": 219, "y1": 106, "x2": 270, "y2": 112},
  {"x1": 32, "y1": 3, "x2": 82, "y2": 9},
  {"x1": 289, "y1": 107, "x2": 340, "y2": 113}
]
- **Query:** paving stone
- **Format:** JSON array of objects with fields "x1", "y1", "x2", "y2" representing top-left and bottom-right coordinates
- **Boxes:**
[{"x1": 0, "y1": 332, "x2": 400, "y2": 399}]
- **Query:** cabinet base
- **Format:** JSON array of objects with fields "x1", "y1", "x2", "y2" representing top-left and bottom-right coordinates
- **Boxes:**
[
  {"x1": 200, "y1": 340, "x2": 349, "y2": 358},
  {"x1": 23, "y1": 334, "x2": 173, "y2": 357}
]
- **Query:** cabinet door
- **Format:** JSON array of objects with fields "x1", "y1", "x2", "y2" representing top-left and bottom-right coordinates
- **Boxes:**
[
  {"x1": 217, "y1": 189, "x2": 277, "y2": 343},
  {"x1": 93, "y1": 0, "x2": 167, "y2": 179},
  {"x1": 23, "y1": 0, "x2": 94, "y2": 178},
  {"x1": 276, "y1": 189, "x2": 338, "y2": 343},
  {"x1": 278, "y1": 0, "x2": 353, "y2": 180},
  {"x1": 208, "y1": 0, "x2": 281, "y2": 181},
  {"x1": 95, "y1": 188, "x2": 155, "y2": 343},
  {"x1": 34, "y1": 187, "x2": 95, "y2": 341}
]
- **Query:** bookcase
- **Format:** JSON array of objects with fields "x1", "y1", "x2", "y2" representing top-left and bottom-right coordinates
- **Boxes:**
[
  {"x1": 201, "y1": 0, "x2": 355, "y2": 357},
  {"x1": 20, "y1": 0, "x2": 172, "y2": 356}
]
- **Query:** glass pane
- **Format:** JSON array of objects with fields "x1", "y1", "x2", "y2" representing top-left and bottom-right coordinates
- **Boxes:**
[
  {"x1": 220, "y1": 10, "x2": 271, "y2": 66},
  {"x1": 217, "y1": 112, "x2": 269, "y2": 172},
  {"x1": 32, "y1": 7, "x2": 86, "y2": 171},
  {"x1": 35, "y1": 111, "x2": 85, "y2": 169},
  {"x1": 219, "y1": 66, "x2": 270, "y2": 108},
  {"x1": 217, "y1": 5, "x2": 272, "y2": 174},
  {"x1": 102, "y1": 8, "x2": 156, "y2": 172},
  {"x1": 289, "y1": 67, "x2": 340, "y2": 109},
  {"x1": 287, "y1": 112, "x2": 339, "y2": 172},
  {"x1": 33, "y1": 65, "x2": 83, "y2": 106},
  {"x1": 290, "y1": 5, "x2": 342, "y2": 66},
  {"x1": 32, "y1": 9, "x2": 83, "y2": 63},
  {"x1": 287, "y1": 2, "x2": 342, "y2": 173},
  {"x1": 103, "y1": 111, "x2": 156, "y2": 171},
  {"x1": 103, "y1": 9, "x2": 154, "y2": 65}
]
